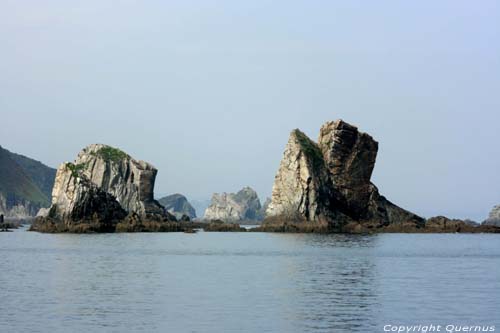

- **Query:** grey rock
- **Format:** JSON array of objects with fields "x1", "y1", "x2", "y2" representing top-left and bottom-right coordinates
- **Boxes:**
[
  {"x1": 36, "y1": 207, "x2": 50, "y2": 217},
  {"x1": 204, "y1": 186, "x2": 262, "y2": 222},
  {"x1": 463, "y1": 219, "x2": 479, "y2": 226},
  {"x1": 318, "y1": 120, "x2": 378, "y2": 219},
  {"x1": 265, "y1": 120, "x2": 424, "y2": 229},
  {"x1": 483, "y1": 205, "x2": 500, "y2": 226},
  {"x1": 266, "y1": 129, "x2": 337, "y2": 224},
  {"x1": 75, "y1": 144, "x2": 165, "y2": 218},
  {"x1": 31, "y1": 163, "x2": 127, "y2": 232},
  {"x1": 158, "y1": 194, "x2": 196, "y2": 219}
]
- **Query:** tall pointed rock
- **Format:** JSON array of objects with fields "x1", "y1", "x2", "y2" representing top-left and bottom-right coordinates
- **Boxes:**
[{"x1": 266, "y1": 129, "x2": 336, "y2": 224}]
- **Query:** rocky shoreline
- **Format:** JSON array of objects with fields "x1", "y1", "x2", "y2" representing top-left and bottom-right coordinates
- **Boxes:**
[{"x1": 24, "y1": 121, "x2": 500, "y2": 235}]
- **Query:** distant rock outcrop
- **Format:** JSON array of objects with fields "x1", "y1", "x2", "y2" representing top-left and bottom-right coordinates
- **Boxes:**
[
  {"x1": 264, "y1": 120, "x2": 424, "y2": 231},
  {"x1": 0, "y1": 146, "x2": 55, "y2": 218},
  {"x1": 158, "y1": 194, "x2": 196, "y2": 220},
  {"x1": 31, "y1": 144, "x2": 177, "y2": 233},
  {"x1": 483, "y1": 205, "x2": 500, "y2": 226},
  {"x1": 204, "y1": 187, "x2": 262, "y2": 222}
]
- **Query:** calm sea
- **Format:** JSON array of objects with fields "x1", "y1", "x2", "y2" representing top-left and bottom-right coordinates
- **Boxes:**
[{"x1": 1, "y1": 227, "x2": 499, "y2": 333}]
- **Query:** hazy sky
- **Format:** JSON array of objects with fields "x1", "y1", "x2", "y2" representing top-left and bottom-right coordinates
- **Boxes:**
[{"x1": 1, "y1": 1, "x2": 499, "y2": 220}]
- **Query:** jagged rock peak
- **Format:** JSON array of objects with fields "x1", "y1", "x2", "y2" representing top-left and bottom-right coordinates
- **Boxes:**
[
  {"x1": 204, "y1": 186, "x2": 262, "y2": 222},
  {"x1": 265, "y1": 129, "x2": 335, "y2": 224},
  {"x1": 318, "y1": 120, "x2": 378, "y2": 218},
  {"x1": 74, "y1": 144, "x2": 165, "y2": 217},
  {"x1": 265, "y1": 120, "x2": 424, "y2": 230}
]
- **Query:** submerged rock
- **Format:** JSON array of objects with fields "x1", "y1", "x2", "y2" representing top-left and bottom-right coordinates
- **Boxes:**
[
  {"x1": 158, "y1": 193, "x2": 196, "y2": 220},
  {"x1": 264, "y1": 120, "x2": 424, "y2": 232},
  {"x1": 424, "y1": 216, "x2": 499, "y2": 233},
  {"x1": 204, "y1": 187, "x2": 262, "y2": 222},
  {"x1": 203, "y1": 221, "x2": 246, "y2": 232}
]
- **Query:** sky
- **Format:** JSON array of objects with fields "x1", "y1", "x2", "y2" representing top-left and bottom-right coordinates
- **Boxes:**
[{"x1": 1, "y1": 0, "x2": 499, "y2": 221}]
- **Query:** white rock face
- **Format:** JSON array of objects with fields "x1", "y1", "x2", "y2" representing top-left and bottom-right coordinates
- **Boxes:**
[
  {"x1": 204, "y1": 187, "x2": 262, "y2": 222},
  {"x1": 36, "y1": 207, "x2": 50, "y2": 218},
  {"x1": 48, "y1": 163, "x2": 126, "y2": 222},
  {"x1": 266, "y1": 129, "x2": 334, "y2": 223},
  {"x1": 0, "y1": 193, "x2": 36, "y2": 218},
  {"x1": 483, "y1": 205, "x2": 500, "y2": 226},
  {"x1": 75, "y1": 144, "x2": 164, "y2": 217}
]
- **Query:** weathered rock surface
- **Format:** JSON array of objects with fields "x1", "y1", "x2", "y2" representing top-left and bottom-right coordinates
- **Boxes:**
[
  {"x1": 30, "y1": 144, "x2": 178, "y2": 233},
  {"x1": 264, "y1": 120, "x2": 424, "y2": 231},
  {"x1": 483, "y1": 205, "x2": 500, "y2": 226},
  {"x1": 158, "y1": 194, "x2": 196, "y2": 219},
  {"x1": 318, "y1": 120, "x2": 378, "y2": 219},
  {"x1": 30, "y1": 163, "x2": 127, "y2": 232},
  {"x1": 75, "y1": 144, "x2": 165, "y2": 218},
  {"x1": 204, "y1": 187, "x2": 262, "y2": 222},
  {"x1": 265, "y1": 130, "x2": 340, "y2": 226}
]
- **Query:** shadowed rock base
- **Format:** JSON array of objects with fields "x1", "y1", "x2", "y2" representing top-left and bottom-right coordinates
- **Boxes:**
[
  {"x1": 30, "y1": 215, "x2": 196, "y2": 233},
  {"x1": 255, "y1": 216, "x2": 500, "y2": 234}
]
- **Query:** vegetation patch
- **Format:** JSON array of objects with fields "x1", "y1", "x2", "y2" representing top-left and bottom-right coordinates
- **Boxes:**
[
  {"x1": 65, "y1": 162, "x2": 87, "y2": 178},
  {"x1": 293, "y1": 129, "x2": 325, "y2": 172},
  {"x1": 91, "y1": 146, "x2": 129, "y2": 163}
]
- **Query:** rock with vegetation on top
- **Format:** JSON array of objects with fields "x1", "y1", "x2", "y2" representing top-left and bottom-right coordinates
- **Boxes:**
[
  {"x1": 265, "y1": 129, "x2": 341, "y2": 227},
  {"x1": 264, "y1": 120, "x2": 424, "y2": 232},
  {"x1": 204, "y1": 187, "x2": 262, "y2": 222},
  {"x1": 74, "y1": 144, "x2": 166, "y2": 218},
  {"x1": 31, "y1": 144, "x2": 178, "y2": 233},
  {"x1": 30, "y1": 162, "x2": 127, "y2": 232},
  {"x1": 158, "y1": 193, "x2": 196, "y2": 220}
]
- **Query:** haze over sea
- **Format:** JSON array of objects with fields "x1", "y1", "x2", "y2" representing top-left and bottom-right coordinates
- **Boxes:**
[{"x1": 1, "y1": 227, "x2": 499, "y2": 333}]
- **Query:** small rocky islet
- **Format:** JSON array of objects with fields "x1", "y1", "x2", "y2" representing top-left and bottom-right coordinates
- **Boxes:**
[{"x1": 19, "y1": 120, "x2": 500, "y2": 234}]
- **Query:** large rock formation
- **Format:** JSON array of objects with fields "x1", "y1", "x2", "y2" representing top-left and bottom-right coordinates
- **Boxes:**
[
  {"x1": 265, "y1": 120, "x2": 424, "y2": 231},
  {"x1": 265, "y1": 130, "x2": 338, "y2": 225},
  {"x1": 158, "y1": 194, "x2": 196, "y2": 220},
  {"x1": 74, "y1": 144, "x2": 165, "y2": 217},
  {"x1": 204, "y1": 187, "x2": 262, "y2": 222},
  {"x1": 31, "y1": 163, "x2": 127, "y2": 232},
  {"x1": 31, "y1": 144, "x2": 178, "y2": 233},
  {"x1": 318, "y1": 120, "x2": 378, "y2": 219},
  {"x1": 483, "y1": 205, "x2": 500, "y2": 226}
]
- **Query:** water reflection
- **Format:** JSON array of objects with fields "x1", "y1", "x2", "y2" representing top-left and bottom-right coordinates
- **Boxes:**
[
  {"x1": 1, "y1": 232, "x2": 499, "y2": 332},
  {"x1": 272, "y1": 234, "x2": 379, "y2": 332}
]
